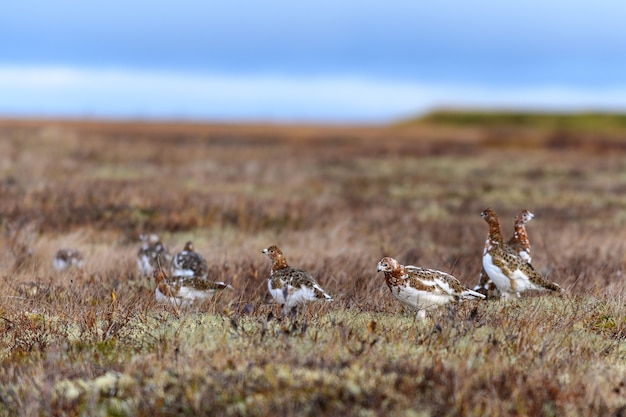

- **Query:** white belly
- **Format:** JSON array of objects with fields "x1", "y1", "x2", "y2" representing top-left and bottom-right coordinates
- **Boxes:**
[
  {"x1": 268, "y1": 281, "x2": 320, "y2": 309},
  {"x1": 482, "y1": 253, "x2": 512, "y2": 293},
  {"x1": 393, "y1": 285, "x2": 452, "y2": 311},
  {"x1": 283, "y1": 286, "x2": 320, "y2": 309},
  {"x1": 268, "y1": 280, "x2": 286, "y2": 305}
]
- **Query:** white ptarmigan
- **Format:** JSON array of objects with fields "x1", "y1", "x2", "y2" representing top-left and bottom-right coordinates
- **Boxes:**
[
  {"x1": 170, "y1": 241, "x2": 209, "y2": 279},
  {"x1": 137, "y1": 233, "x2": 172, "y2": 277},
  {"x1": 377, "y1": 257, "x2": 485, "y2": 320},
  {"x1": 154, "y1": 269, "x2": 234, "y2": 308},
  {"x1": 480, "y1": 207, "x2": 561, "y2": 298},
  {"x1": 261, "y1": 245, "x2": 332, "y2": 315},
  {"x1": 53, "y1": 248, "x2": 84, "y2": 271},
  {"x1": 474, "y1": 209, "x2": 535, "y2": 297}
]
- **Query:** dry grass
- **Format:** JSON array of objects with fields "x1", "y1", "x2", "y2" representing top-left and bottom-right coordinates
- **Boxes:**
[{"x1": 1, "y1": 118, "x2": 626, "y2": 416}]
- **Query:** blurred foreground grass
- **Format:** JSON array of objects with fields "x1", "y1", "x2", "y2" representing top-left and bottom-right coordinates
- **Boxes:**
[{"x1": 2, "y1": 295, "x2": 625, "y2": 416}]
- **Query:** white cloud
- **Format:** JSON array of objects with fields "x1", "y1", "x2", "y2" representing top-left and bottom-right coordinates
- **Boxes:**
[{"x1": 1, "y1": 65, "x2": 626, "y2": 122}]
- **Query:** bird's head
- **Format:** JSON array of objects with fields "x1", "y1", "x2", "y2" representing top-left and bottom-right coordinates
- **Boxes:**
[
  {"x1": 377, "y1": 257, "x2": 400, "y2": 273},
  {"x1": 262, "y1": 245, "x2": 288, "y2": 270},
  {"x1": 147, "y1": 234, "x2": 161, "y2": 245},
  {"x1": 480, "y1": 207, "x2": 498, "y2": 223},
  {"x1": 262, "y1": 245, "x2": 282, "y2": 259},
  {"x1": 516, "y1": 209, "x2": 535, "y2": 224}
]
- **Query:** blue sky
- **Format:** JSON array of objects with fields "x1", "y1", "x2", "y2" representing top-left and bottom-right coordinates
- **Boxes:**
[{"x1": 2, "y1": 1, "x2": 626, "y2": 122}]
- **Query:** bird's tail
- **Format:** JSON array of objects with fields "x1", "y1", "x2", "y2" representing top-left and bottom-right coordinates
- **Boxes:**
[
  {"x1": 544, "y1": 281, "x2": 563, "y2": 292},
  {"x1": 462, "y1": 289, "x2": 487, "y2": 299}
]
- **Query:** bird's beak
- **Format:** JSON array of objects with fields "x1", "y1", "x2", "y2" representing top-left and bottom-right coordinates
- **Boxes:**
[
  {"x1": 377, "y1": 263, "x2": 383, "y2": 272},
  {"x1": 261, "y1": 248, "x2": 267, "y2": 254}
]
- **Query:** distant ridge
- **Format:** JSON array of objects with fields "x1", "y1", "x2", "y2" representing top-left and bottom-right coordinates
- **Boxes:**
[{"x1": 400, "y1": 109, "x2": 626, "y2": 132}]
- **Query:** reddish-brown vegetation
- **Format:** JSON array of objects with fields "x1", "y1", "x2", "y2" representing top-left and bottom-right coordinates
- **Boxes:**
[{"x1": 0, "y1": 118, "x2": 625, "y2": 416}]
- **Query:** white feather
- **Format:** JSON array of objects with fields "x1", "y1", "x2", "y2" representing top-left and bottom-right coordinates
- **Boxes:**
[
  {"x1": 268, "y1": 279, "x2": 331, "y2": 313},
  {"x1": 519, "y1": 250, "x2": 532, "y2": 263},
  {"x1": 268, "y1": 279, "x2": 287, "y2": 305},
  {"x1": 510, "y1": 269, "x2": 543, "y2": 292},
  {"x1": 482, "y1": 253, "x2": 512, "y2": 293}
]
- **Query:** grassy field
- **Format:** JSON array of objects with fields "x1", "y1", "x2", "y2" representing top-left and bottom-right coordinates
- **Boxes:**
[{"x1": 1, "y1": 117, "x2": 626, "y2": 416}]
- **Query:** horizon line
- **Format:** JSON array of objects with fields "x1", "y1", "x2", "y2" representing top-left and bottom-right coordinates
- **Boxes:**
[{"x1": 1, "y1": 64, "x2": 626, "y2": 123}]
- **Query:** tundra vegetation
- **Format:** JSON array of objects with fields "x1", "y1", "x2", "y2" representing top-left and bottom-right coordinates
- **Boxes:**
[{"x1": 0, "y1": 115, "x2": 625, "y2": 416}]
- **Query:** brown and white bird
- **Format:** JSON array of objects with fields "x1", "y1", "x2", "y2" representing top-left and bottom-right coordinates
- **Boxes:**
[
  {"x1": 474, "y1": 209, "x2": 535, "y2": 297},
  {"x1": 154, "y1": 269, "x2": 234, "y2": 308},
  {"x1": 508, "y1": 209, "x2": 534, "y2": 263},
  {"x1": 262, "y1": 245, "x2": 332, "y2": 315},
  {"x1": 53, "y1": 248, "x2": 84, "y2": 271},
  {"x1": 377, "y1": 257, "x2": 485, "y2": 320},
  {"x1": 137, "y1": 233, "x2": 171, "y2": 277},
  {"x1": 171, "y1": 241, "x2": 209, "y2": 279},
  {"x1": 480, "y1": 207, "x2": 561, "y2": 298}
]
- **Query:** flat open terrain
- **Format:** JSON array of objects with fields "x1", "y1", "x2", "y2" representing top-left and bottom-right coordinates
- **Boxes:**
[{"x1": 1, "y1": 117, "x2": 626, "y2": 416}]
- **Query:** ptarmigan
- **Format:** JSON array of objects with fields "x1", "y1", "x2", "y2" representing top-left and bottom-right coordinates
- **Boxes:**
[
  {"x1": 262, "y1": 245, "x2": 332, "y2": 315},
  {"x1": 53, "y1": 249, "x2": 84, "y2": 271},
  {"x1": 480, "y1": 207, "x2": 561, "y2": 298},
  {"x1": 171, "y1": 241, "x2": 209, "y2": 279},
  {"x1": 154, "y1": 269, "x2": 234, "y2": 308},
  {"x1": 474, "y1": 209, "x2": 535, "y2": 297},
  {"x1": 377, "y1": 257, "x2": 485, "y2": 320},
  {"x1": 508, "y1": 209, "x2": 534, "y2": 263},
  {"x1": 137, "y1": 233, "x2": 171, "y2": 277}
]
